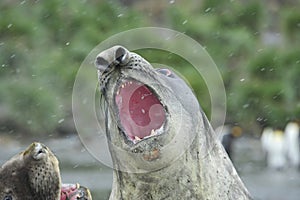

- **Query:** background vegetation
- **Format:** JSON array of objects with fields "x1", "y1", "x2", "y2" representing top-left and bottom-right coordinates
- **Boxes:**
[{"x1": 0, "y1": 0, "x2": 299, "y2": 137}]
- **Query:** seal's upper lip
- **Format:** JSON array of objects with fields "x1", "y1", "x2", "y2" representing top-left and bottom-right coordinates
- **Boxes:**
[{"x1": 114, "y1": 79, "x2": 166, "y2": 144}]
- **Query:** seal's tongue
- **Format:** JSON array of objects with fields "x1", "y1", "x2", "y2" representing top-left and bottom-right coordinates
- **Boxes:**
[{"x1": 115, "y1": 80, "x2": 165, "y2": 141}]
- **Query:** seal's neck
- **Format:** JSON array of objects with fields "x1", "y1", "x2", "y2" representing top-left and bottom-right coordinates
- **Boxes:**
[{"x1": 109, "y1": 128, "x2": 252, "y2": 200}]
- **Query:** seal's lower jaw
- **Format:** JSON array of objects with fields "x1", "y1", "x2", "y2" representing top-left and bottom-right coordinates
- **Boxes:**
[{"x1": 115, "y1": 79, "x2": 166, "y2": 144}]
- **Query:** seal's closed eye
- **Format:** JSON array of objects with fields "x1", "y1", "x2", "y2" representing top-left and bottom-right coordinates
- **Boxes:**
[{"x1": 157, "y1": 68, "x2": 175, "y2": 78}]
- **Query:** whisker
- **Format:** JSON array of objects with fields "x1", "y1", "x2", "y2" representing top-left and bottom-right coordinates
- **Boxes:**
[{"x1": 99, "y1": 93, "x2": 107, "y2": 112}]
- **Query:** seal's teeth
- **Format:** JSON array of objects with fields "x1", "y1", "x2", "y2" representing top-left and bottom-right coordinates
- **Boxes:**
[
  {"x1": 121, "y1": 84, "x2": 124, "y2": 88},
  {"x1": 150, "y1": 129, "x2": 156, "y2": 136},
  {"x1": 117, "y1": 90, "x2": 120, "y2": 95},
  {"x1": 134, "y1": 136, "x2": 142, "y2": 141},
  {"x1": 129, "y1": 81, "x2": 132, "y2": 84}
]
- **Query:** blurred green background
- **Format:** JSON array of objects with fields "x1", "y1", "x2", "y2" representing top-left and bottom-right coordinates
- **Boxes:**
[{"x1": 0, "y1": 0, "x2": 299, "y2": 136}]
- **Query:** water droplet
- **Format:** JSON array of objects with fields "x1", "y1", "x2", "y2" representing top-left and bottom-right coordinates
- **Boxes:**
[
  {"x1": 7, "y1": 24, "x2": 13, "y2": 29},
  {"x1": 20, "y1": 0, "x2": 26, "y2": 5},
  {"x1": 243, "y1": 104, "x2": 249, "y2": 109},
  {"x1": 58, "y1": 118, "x2": 65, "y2": 124},
  {"x1": 80, "y1": 148, "x2": 86, "y2": 153},
  {"x1": 205, "y1": 7, "x2": 211, "y2": 13},
  {"x1": 260, "y1": 67, "x2": 265, "y2": 71},
  {"x1": 240, "y1": 78, "x2": 245, "y2": 82},
  {"x1": 141, "y1": 109, "x2": 145, "y2": 114},
  {"x1": 117, "y1": 14, "x2": 123, "y2": 18},
  {"x1": 256, "y1": 117, "x2": 263, "y2": 122},
  {"x1": 182, "y1": 20, "x2": 188, "y2": 25},
  {"x1": 73, "y1": 164, "x2": 79, "y2": 169},
  {"x1": 169, "y1": 0, "x2": 175, "y2": 4},
  {"x1": 65, "y1": 42, "x2": 70, "y2": 46}
]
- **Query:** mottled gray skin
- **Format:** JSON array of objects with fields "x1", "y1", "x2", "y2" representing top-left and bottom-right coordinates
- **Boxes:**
[
  {"x1": 96, "y1": 46, "x2": 253, "y2": 200},
  {"x1": 0, "y1": 142, "x2": 61, "y2": 200}
]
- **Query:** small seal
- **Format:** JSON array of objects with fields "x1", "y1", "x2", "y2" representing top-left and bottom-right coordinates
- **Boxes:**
[
  {"x1": 96, "y1": 46, "x2": 253, "y2": 199},
  {"x1": 0, "y1": 142, "x2": 92, "y2": 200},
  {"x1": 0, "y1": 142, "x2": 61, "y2": 200}
]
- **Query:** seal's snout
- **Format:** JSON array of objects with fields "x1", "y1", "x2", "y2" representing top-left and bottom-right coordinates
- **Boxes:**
[
  {"x1": 32, "y1": 142, "x2": 47, "y2": 160},
  {"x1": 95, "y1": 45, "x2": 130, "y2": 73}
]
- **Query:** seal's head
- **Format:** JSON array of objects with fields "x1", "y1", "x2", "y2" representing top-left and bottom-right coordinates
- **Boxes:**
[
  {"x1": 0, "y1": 142, "x2": 61, "y2": 200},
  {"x1": 96, "y1": 46, "x2": 201, "y2": 172}
]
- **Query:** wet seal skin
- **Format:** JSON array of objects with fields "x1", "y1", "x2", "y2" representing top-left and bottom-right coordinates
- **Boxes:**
[
  {"x1": 96, "y1": 46, "x2": 253, "y2": 200},
  {"x1": 0, "y1": 142, "x2": 92, "y2": 200}
]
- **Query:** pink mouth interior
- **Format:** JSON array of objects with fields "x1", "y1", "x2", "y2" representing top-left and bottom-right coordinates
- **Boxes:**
[{"x1": 115, "y1": 80, "x2": 166, "y2": 141}]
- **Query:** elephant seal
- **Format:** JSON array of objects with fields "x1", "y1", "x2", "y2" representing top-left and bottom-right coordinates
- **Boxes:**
[
  {"x1": 95, "y1": 46, "x2": 253, "y2": 199},
  {"x1": 0, "y1": 142, "x2": 92, "y2": 200},
  {"x1": 0, "y1": 142, "x2": 61, "y2": 200}
]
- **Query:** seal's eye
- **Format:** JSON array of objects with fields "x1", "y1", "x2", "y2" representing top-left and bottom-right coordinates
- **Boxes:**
[
  {"x1": 157, "y1": 68, "x2": 175, "y2": 78},
  {"x1": 3, "y1": 195, "x2": 13, "y2": 200}
]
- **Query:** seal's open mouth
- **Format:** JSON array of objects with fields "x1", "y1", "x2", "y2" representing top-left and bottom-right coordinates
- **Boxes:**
[{"x1": 115, "y1": 80, "x2": 166, "y2": 143}]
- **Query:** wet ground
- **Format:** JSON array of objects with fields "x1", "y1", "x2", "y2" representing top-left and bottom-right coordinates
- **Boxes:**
[
  {"x1": 0, "y1": 134, "x2": 299, "y2": 200},
  {"x1": 232, "y1": 137, "x2": 300, "y2": 200}
]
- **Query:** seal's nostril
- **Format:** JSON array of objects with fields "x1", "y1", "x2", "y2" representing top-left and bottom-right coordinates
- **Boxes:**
[
  {"x1": 96, "y1": 57, "x2": 109, "y2": 71},
  {"x1": 115, "y1": 47, "x2": 125, "y2": 61},
  {"x1": 115, "y1": 46, "x2": 129, "y2": 65}
]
